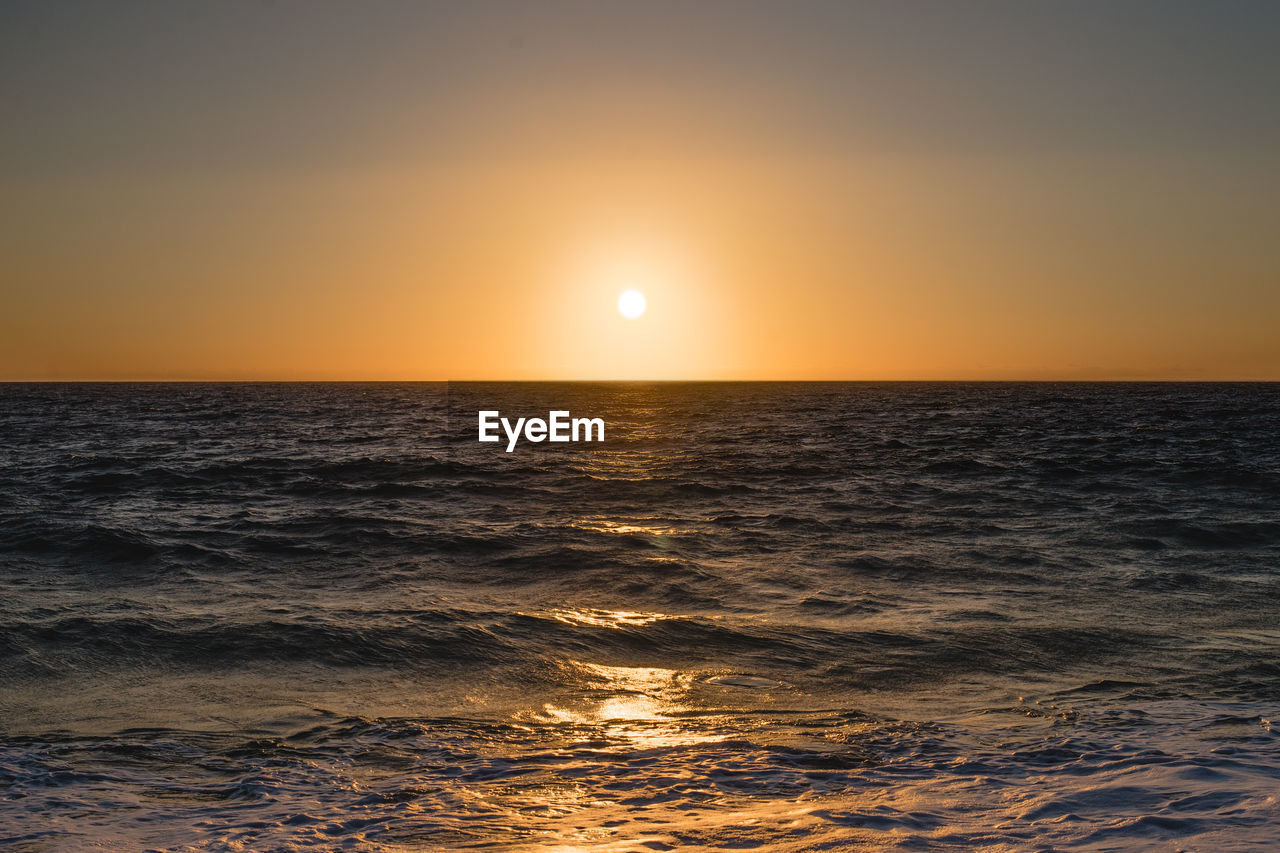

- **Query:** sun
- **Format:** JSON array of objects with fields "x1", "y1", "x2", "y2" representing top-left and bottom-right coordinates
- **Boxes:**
[{"x1": 617, "y1": 289, "x2": 647, "y2": 319}]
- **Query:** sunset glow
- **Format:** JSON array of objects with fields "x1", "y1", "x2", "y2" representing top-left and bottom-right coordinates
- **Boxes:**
[{"x1": 2, "y1": 3, "x2": 1277, "y2": 380}]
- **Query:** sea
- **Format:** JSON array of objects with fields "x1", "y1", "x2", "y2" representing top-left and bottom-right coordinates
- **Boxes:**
[{"x1": 1, "y1": 382, "x2": 1277, "y2": 851}]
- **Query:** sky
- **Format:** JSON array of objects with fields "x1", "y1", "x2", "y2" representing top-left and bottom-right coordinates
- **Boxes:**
[{"x1": 2, "y1": 0, "x2": 1278, "y2": 380}]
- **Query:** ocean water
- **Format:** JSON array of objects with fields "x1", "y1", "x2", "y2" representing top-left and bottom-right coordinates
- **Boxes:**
[{"x1": 1, "y1": 382, "x2": 1278, "y2": 851}]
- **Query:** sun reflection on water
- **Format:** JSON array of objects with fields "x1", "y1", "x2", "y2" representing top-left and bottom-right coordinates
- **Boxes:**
[
  {"x1": 568, "y1": 517, "x2": 692, "y2": 537},
  {"x1": 570, "y1": 443, "x2": 671, "y2": 482},
  {"x1": 533, "y1": 660, "x2": 729, "y2": 749},
  {"x1": 531, "y1": 608, "x2": 688, "y2": 630},
  {"x1": 493, "y1": 652, "x2": 814, "y2": 850}
]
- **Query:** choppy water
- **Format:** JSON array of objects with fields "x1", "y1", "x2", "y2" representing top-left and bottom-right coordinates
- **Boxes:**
[{"x1": 1, "y1": 382, "x2": 1278, "y2": 851}]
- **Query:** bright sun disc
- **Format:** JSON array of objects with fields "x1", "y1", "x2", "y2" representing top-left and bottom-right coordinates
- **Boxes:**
[{"x1": 618, "y1": 289, "x2": 646, "y2": 319}]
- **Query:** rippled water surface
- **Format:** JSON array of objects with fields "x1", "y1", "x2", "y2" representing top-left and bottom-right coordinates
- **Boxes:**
[{"x1": 1, "y1": 382, "x2": 1278, "y2": 851}]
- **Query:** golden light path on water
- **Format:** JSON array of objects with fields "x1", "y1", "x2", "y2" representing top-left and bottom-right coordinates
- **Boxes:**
[
  {"x1": 536, "y1": 608, "x2": 685, "y2": 629},
  {"x1": 536, "y1": 662, "x2": 723, "y2": 749},
  {"x1": 572, "y1": 453, "x2": 667, "y2": 483},
  {"x1": 565, "y1": 518, "x2": 695, "y2": 537},
  {"x1": 493, "y1": 625, "x2": 847, "y2": 853},
  {"x1": 511, "y1": 606, "x2": 788, "y2": 754},
  {"x1": 505, "y1": 631, "x2": 805, "y2": 852},
  {"x1": 491, "y1": 420, "x2": 889, "y2": 849},
  {"x1": 515, "y1": 608, "x2": 714, "y2": 748}
]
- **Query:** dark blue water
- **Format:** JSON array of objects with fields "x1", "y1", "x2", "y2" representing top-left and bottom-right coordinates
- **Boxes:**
[{"x1": 1, "y1": 382, "x2": 1278, "y2": 850}]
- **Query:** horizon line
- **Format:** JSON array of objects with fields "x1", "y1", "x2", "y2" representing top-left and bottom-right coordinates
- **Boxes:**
[{"x1": 2, "y1": 378, "x2": 1278, "y2": 384}]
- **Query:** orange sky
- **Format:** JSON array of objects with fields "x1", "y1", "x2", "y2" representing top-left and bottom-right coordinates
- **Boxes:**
[{"x1": 3, "y1": 2, "x2": 1278, "y2": 380}]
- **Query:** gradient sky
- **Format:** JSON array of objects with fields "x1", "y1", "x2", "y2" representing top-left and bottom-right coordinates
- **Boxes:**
[{"x1": 3, "y1": 0, "x2": 1278, "y2": 380}]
